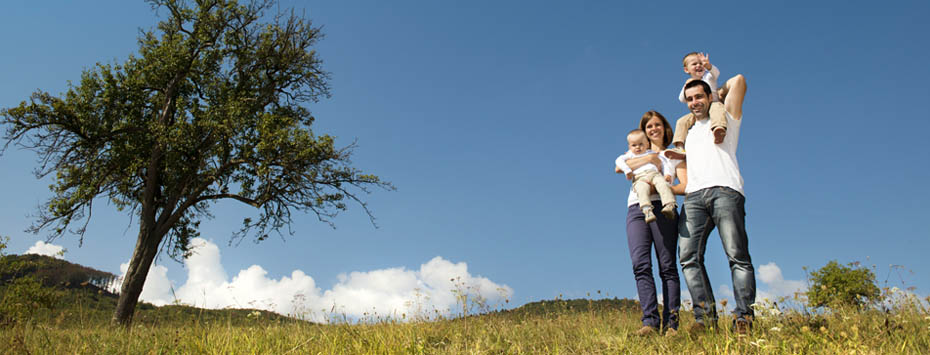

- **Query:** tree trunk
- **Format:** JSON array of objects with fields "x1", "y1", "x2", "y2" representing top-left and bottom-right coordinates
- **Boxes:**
[{"x1": 111, "y1": 224, "x2": 165, "y2": 326}]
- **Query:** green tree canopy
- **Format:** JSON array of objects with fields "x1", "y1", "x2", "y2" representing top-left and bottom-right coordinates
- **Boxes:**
[
  {"x1": 1, "y1": 0, "x2": 391, "y2": 325},
  {"x1": 806, "y1": 260, "x2": 881, "y2": 309}
]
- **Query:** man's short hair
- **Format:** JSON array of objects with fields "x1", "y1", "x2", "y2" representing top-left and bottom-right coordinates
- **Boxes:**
[{"x1": 684, "y1": 79, "x2": 712, "y2": 97}]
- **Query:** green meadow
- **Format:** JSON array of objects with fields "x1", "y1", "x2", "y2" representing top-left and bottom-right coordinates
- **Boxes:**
[{"x1": 2, "y1": 253, "x2": 929, "y2": 354}]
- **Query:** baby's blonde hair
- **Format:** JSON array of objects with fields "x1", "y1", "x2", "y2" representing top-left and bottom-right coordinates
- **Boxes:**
[
  {"x1": 682, "y1": 52, "x2": 700, "y2": 67},
  {"x1": 627, "y1": 129, "x2": 647, "y2": 143}
]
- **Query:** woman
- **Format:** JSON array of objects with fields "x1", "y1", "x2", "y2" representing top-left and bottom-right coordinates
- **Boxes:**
[{"x1": 618, "y1": 110, "x2": 687, "y2": 336}]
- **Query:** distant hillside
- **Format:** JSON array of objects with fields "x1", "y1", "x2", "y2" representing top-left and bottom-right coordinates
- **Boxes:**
[
  {"x1": 0, "y1": 253, "x2": 118, "y2": 294},
  {"x1": 2, "y1": 254, "x2": 641, "y2": 327},
  {"x1": 486, "y1": 297, "x2": 640, "y2": 320},
  {"x1": 0, "y1": 253, "x2": 304, "y2": 327}
]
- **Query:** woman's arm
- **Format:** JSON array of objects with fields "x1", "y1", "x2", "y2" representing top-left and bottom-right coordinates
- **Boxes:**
[
  {"x1": 670, "y1": 161, "x2": 688, "y2": 195},
  {"x1": 625, "y1": 153, "x2": 661, "y2": 172}
]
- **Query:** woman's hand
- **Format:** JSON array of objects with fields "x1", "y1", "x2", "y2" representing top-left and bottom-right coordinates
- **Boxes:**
[{"x1": 650, "y1": 154, "x2": 663, "y2": 170}]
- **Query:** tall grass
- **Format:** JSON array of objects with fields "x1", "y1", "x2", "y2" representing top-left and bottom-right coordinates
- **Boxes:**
[
  {"x1": 3, "y1": 248, "x2": 928, "y2": 353},
  {"x1": 2, "y1": 292, "x2": 928, "y2": 354}
]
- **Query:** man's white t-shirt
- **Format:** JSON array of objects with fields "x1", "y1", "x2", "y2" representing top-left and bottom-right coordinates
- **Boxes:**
[{"x1": 683, "y1": 111, "x2": 744, "y2": 196}]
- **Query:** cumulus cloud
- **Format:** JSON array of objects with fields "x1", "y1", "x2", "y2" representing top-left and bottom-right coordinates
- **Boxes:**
[
  {"x1": 882, "y1": 287, "x2": 930, "y2": 309},
  {"x1": 681, "y1": 262, "x2": 806, "y2": 312},
  {"x1": 718, "y1": 284, "x2": 735, "y2": 310},
  {"x1": 712, "y1": 263, "x2": 806, "y2": 308},
  {"x1": 116, "y1": 262, "x2": 174, "y2": 304},
  {"x1": 117, "y1": 238, "x2": 513, "y2": 322},
  {"x1": 24, "y1": 241, "x2": 66, "y2": 259},
  {"x1": 756, "y1": 262, "x2": 806, "y2": 302}
]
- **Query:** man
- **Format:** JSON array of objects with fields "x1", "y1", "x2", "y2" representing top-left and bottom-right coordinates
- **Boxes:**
[{"x1": 677, "y1": 74, "x2": 755, "y2": 334}]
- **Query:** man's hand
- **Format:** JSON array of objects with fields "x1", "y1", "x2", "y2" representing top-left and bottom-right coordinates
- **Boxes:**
[
  {"x1": 665, "y1": 175, "x2": 673, "y2": 183},
  {"x1": 626, "y1": 172, "x2": 634, "y2": 180}
]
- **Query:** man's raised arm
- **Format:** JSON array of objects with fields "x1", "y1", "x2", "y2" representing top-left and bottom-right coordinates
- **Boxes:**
[{"x1": 723, "y1": 74, "x2": 747, "y2": 120}]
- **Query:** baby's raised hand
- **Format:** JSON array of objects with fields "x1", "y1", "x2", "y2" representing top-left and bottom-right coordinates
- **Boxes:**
[{"x1": 700, "y1": 52, "x2": 712, "y2": 69}]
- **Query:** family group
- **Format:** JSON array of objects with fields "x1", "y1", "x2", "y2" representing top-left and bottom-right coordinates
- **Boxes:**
[{"x1": 615, "y1": 52, "x2": 753, "y2": 336}]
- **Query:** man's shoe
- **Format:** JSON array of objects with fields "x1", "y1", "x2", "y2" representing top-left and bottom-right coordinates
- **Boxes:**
[
  {"x1": 643, "y1": 208, "x2": 656, "y2": 223},
  {"x1": 733, "y1": 317, "x2": 752, "y2": 335},
  {"x1": 634, "y1": 325, "x2": 657, "y2": 336},
  {"x1": 664, "y1": 328, "x2": 678, "y2": 337},
  {"x1": 661, "y1": 203, "x2": 677, "y2": 220}
]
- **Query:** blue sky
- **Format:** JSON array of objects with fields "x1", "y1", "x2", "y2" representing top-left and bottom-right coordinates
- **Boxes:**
[{"x1": 2, "y1": 1, "x2": 929, "y2": 318}]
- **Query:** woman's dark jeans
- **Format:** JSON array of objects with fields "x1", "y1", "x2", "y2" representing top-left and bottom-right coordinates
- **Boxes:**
[{"x1": 625, "y1": 201, "x2": 680, "y2": 330}]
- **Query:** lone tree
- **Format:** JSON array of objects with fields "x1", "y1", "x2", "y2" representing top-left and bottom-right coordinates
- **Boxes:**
[
  {"x1": 806, "y1": 260, "x2": 880, "y2": 309},
  {"x1": 1, "y1": 0, "x2": 391, "y2": 326}
]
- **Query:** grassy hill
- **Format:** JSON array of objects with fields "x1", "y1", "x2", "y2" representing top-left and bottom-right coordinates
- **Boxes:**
[
  {"x1": 0, "y1": 253, "x2": 118, "y2": 291},
  {"x1": 2, "y1": 253, "x2": 928, "y2": 354},
  {"x1": 0, "y1": 253, "x2": 638, "y2": 327},
  {"x1": 0, "y1": 253, "x2": 305, "y2": 327}
]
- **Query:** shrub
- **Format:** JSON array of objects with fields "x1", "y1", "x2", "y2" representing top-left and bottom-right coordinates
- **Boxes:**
[
  {"x1": 0, "y1": 236, "x2": 64, "y2": 325},
  {"x1": 806, "y1": 260, "x2": 880, "y2": 309},
  {"x1": 0, "y1": 275, "x2": 63, "y2": 324}
]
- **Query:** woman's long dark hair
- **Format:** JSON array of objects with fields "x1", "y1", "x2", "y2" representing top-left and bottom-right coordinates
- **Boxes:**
[{"x1": 638, "y1": 110, "x2": 673, "y2": 148}]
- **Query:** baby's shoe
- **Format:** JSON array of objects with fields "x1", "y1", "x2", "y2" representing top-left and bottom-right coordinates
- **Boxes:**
[
  {"x1": 661, "y1": 202, "x2": 677, "y2": 220},
  {"x1": 643, "y1": 207, "x2": 657, "y2": 223},
  {"x1": 663, "y1": 148, "x2": 686, "y2": 160},
  {"x1": 713, "y1": 127, "x2": 727, "y2": 144}
]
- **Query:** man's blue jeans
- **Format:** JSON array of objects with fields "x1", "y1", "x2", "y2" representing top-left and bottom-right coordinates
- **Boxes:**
[{"x1": 679, "y1": 186, "x2": 756, "y2": 323}]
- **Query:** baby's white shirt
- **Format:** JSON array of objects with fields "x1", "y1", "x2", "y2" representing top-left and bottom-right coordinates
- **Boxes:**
[{"x1": 679, "y1": 64, "x2": 721, "y2": 103}]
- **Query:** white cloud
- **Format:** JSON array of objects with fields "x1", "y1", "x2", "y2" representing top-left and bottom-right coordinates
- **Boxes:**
[
  {"x1": 756, "y1": 262, "x2": 806, "y2": 302},
  {"x1": 680, "y1": 293, "x2": 692, "y2": 311},
  {"x1": 24, "y1": 241, "x2": 65, "y2": 259},
  {"x1": 718, "y1": 284, "x2": 734, "y2": 311},
  {"x1": 682, "y1": 262, "x2": 807, "y2": 312},
  {"x1": 116, "y1": 238, "x2": 513, "y2": 322},
  {"x1": 117, "y1": 262, "x2": 175, "y2": 304},
  {"x1": 882, "y1": 287, "x2": 930, "y2": 309}
]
